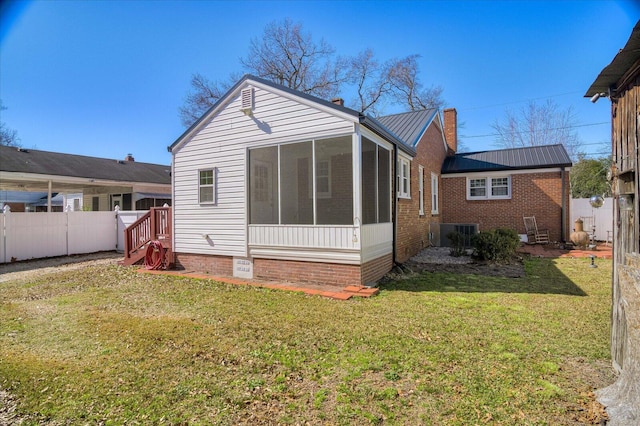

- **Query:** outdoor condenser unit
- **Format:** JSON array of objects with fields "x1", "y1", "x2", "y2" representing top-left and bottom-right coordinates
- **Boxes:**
[{"x1": 439, "y1": 223, "x2": 479, "y2": 248}]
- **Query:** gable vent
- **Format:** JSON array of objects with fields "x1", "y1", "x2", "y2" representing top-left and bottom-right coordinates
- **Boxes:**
[{"x1": 240, "y1": 87, "x2": 254, "y2": 115}]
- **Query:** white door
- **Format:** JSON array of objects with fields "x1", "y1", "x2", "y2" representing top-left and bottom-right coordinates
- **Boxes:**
[{"x1": 111, "y1": 195, "x2": 122, "y2": 211}]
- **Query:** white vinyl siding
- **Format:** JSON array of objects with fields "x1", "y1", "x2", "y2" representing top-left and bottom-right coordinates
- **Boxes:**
[
  {"x1": 172, "y1": 83, "x2": 354, "y2": 257},
  {"x1": 198, "y1": 168, "x2": 216, "y2": 204}
]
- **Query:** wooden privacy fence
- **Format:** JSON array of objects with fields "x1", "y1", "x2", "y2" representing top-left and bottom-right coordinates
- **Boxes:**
[{"x1": 0, "y1": 208, "x2": 156, "y2": 263}]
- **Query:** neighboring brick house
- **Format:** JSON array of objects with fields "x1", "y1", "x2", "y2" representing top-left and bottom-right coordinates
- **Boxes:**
[
  {"x1": 167, "y1": 74, "x2": 454, "y2": 287},
  {"x1": 440, "y1": 144, "x2": 572, "y2": 243}
]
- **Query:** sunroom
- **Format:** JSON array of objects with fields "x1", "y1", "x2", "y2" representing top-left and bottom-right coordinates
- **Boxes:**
[{"x1": 247, "y1": 131, "x2": 395, "y2": 265}]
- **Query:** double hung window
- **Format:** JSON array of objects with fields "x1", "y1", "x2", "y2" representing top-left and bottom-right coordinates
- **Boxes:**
[{"x1": 467, "y1": 176, "x2": 511, "y2": 200}]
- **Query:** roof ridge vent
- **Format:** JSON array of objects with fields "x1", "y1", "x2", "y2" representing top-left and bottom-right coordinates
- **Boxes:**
[{"x1": 240, "y1": 87, "x2": 254, "y2": 116}]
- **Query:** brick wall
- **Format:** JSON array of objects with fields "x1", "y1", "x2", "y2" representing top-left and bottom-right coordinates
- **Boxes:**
[
  {"x1": 362, "y1": 254, "x2": 394, "y2": 285},
  {"x1": 443, "y1": 108, "x2": 457, "y2": 154},
  {"x1": 440, "y1": 171, "x2": 570, "y2": 242},
  {"x1": 395, "y1": 121, "x2": 448, "y2": 263},
  {"x1": 174, "y1": 253, "x2": 233, "y2": 275},
  {"x1": 255, "y1": 258, "x2": 361, "y2": 287},
  {"x1": 174, "y1": 252, "x2": 393, "y2": 287}
]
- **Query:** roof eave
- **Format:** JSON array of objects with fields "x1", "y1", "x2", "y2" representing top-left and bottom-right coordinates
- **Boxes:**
[
  {"x1": 585, "y1": 21, "x2": 640, "y2": 97},
  {"x1": 442, "y1": 163, "x2": 572, "y2": 174},
  {"x1": 360, "y1": 116, "x2": 417, "y2": 157},
  {"x1": 168, "y1": 74, "x2": 362, "y2": 154}
]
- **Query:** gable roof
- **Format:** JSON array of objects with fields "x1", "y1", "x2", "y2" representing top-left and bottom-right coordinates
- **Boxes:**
[
  {"x1": 168, "y1": 74, "x2": 418, "y2": 157},
  {"x1": 585, "y1": 20, "x2": 640, "y2": 97},
  {"x1": 0, "y1": 145, "x2": 171, "y2": 185},
  {"x1": 376, "y1": 109, "x2": 439, "y2": 147},
  {"x1": 441, "y1": 144, "x2": 572, "y2": 174}
]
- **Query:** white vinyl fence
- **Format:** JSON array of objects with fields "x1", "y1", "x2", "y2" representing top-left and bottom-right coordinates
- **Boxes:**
[
  {"x1": 570, "y1": 197, "x2": 613, "y2": 242},
  {"x1": 0, "y1": 209, "x2": 151, "y2": 263}
]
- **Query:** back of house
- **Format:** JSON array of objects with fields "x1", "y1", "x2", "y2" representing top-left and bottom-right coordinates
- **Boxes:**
[{"x1": 168, "y1": 75, "x2": 452, "y2": 286}]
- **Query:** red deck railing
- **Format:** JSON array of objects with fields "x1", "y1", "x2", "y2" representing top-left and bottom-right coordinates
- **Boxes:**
[{"x1": 122, "y1": 207, "x2": 173, "y2": 266}]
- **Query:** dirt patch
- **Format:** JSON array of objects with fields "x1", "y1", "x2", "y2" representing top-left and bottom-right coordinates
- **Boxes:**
[
  {"x1": 388, "y1": 246, "x2": 526, "y2": 279},
  {"x1": 0, "y1": 251, "x2": 122, "y2": 283},
  {"x1": 563, "y1": 358, "x2": 616, "y2": 425}
]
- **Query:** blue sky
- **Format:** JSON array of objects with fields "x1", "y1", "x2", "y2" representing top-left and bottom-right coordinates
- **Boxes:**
[{"x1": 1, "y1": 0, "x2": 638, "y2": 165}]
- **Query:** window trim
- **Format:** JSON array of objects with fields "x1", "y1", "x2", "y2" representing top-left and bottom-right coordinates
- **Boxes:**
[
  {"x1": 397, "y1": 157, "x2": 411, "y2": 199},
  {"x1": 431, "y1": 172, "x2": 439, "y2": 214},
  {"x1": 314, "y1": 158, "x2": 331, "y2": 199},
  {"x1": 198, "y1": 168, "x2": 217, "y2": 205},
  {"x1": 466, "y1": 175, "x2": 511, "y2": 200}
]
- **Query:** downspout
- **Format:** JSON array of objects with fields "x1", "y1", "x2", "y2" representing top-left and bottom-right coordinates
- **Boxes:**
[
  {"x1": 561, "y1": 166, "x2": 566, "y2": 243},
  {"x1": 392, "y1": 144, "x2": 398, "y2": 263}
]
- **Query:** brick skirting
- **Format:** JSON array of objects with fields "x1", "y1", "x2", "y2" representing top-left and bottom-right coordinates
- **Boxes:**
[{"x1": 174, "y1": 252, "x2": 393, "y2": 287}]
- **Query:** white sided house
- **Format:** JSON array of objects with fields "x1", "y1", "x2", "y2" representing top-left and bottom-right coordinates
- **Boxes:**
[{"x1": 169, "y1": 74, "x2": 448, "y2": 287}]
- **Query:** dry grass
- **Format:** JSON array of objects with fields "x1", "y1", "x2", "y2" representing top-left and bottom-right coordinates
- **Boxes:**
[{"x1": 0, "y1": 256, "x2": 613, "y2": 425}]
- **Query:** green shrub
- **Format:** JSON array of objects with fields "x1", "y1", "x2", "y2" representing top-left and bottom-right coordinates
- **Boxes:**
[
  {"x1": 446, "y1": 231, "x2": 466, "y2": 257},
  {"x1": 471, "y1": 228, "x2": 520, "y2": 261}
]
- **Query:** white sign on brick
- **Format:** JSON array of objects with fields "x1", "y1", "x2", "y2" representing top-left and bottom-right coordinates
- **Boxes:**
[{"x1": 233, "y1": 257, "x2": 253, "y2": 279}]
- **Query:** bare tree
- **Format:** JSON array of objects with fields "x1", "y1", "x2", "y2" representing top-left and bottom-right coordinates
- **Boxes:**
[
  {"x1": 347, "y1": 49, "x2": 392, "y2": 115},
  {"x1": 240, "y1": 18, "x2": 346, "y2": 99},
  {"x1": 179, "y1": 73, "x2": 239, "y2": 128},
  {"x1": 491, "y1": 100, "x2": 582, "y2": 159},
  {"x1": 387, "y1": 55, "x2": 444, "y2": 111},
  {"x1": 178, "y1": 20, "x2": 445, "y2": 126},
  {"x1": 0, "y1": 101, "x2": 20, "y2": 147}
]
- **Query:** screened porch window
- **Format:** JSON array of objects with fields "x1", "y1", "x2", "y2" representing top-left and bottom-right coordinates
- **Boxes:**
[
  {"x1": 362, "y1": 137, "x2": 391, "y2": 224},
  {"x1": 249, "y1": 136, "x2": 353, "y2": 225}
]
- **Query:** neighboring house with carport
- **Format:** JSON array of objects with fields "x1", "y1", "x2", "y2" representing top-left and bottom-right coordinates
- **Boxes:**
[
  {"x1": 167, "y1": 74, "x2": 456, "y2": 287},
  {"x1": 0, "y1": 190, "x2": 72, "y2": 212},
  {"x1": 0, "y1": 146, "x2": 172, "y2": 211},
  {"x1": 440, "y1": 144, "x2": 572, "y2": 243}
]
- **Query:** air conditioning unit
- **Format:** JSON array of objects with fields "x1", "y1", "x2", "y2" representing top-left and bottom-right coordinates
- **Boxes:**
[
  {"x1": 240, "y1": 87, "x2": 254, "y2": 116},
  {"x1": 439, "y1": 223, "x2": 479, "y2": 248}
]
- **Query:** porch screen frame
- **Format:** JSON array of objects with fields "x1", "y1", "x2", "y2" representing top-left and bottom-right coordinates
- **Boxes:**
[{"x1": 248, "y1": 135, "x2": 354, "y2": 226}]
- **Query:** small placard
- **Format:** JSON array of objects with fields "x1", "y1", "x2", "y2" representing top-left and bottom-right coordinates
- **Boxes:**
[{"x1": 233, "y1": 257, "x2": 253, "y2": 279}]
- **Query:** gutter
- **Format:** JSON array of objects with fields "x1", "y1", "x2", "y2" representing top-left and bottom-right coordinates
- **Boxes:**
[
  {"x1": 392, "y1": 143, "x2": 398, "y2": 264},
  {"x1": 561, "y1": 166, "x2": 567, "y2": 243}
]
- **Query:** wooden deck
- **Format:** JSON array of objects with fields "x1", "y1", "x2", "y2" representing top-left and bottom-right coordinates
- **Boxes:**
[{"x1": 121, "y1": 206, "x2": 173, "y2": 268}]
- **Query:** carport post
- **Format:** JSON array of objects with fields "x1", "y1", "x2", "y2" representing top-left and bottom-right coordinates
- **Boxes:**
[{"x1": 47, "y1": 180, "x2": 52, "y2": 213}]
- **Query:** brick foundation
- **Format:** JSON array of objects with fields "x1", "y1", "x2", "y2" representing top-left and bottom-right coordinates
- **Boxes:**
[
  {"x1": 362, "y1": 253, "x2": 394, "y2": 285},
  {"x1": 174, "y1": 253, "x2": 233, "y2": 276},
  {"x1": 174, "y1": 252, "x2": 394, "y2": 288}
]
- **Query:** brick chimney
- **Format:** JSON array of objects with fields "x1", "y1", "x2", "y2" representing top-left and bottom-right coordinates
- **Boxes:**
[
  {"x1": 331, "y1": 97, "x2": 344, "y2": 106},
  {"x1": 124, "y1": 153, "x2": 135, "y2": 162},
  {"x1": 443, "y1": 108, "x2": 457, "y2": 155}
]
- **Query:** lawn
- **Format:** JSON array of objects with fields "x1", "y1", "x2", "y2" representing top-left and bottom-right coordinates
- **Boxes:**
[{"x1": 0, "y1": 256, "x2": 613, "y2": 425}]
